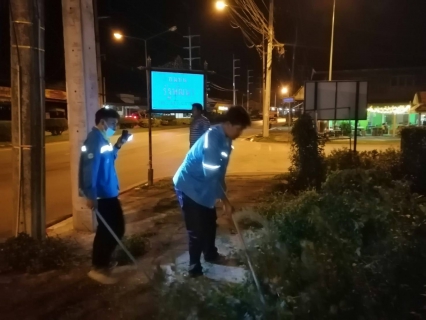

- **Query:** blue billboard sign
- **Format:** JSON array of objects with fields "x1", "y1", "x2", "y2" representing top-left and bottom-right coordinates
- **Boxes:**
[{"x1": 151, "y1": 71, "x2": 205, "y2": 112}]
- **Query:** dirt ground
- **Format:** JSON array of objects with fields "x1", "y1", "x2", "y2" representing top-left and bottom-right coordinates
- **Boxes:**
[{"x1": 0, "y1": 175, "x2": 276, "y2": 320}]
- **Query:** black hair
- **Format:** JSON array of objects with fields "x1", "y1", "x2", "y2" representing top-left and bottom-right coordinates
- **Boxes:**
[
  {"x1": 95, "y1": 107, "x2": 120, "y2": 125},
  {"x1": 192, "y1": 103, "x2": 203, "y2": 111},
  {"x1": 225, "y1": 105, "x2": 251, "y2": 128}
]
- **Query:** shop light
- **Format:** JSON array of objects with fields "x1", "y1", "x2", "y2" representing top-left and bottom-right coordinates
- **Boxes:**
[{"x1": 367, "y1": 105, "x2": 410, "y2": 114}]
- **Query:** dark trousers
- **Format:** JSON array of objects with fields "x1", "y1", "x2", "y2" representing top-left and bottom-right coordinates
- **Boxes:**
[
  {"x1": 92, "y1": 197, "x2": 125, "y2": 269},
  {"x1": 176, "y1": 190, "x2": 218, "y2": 273}
]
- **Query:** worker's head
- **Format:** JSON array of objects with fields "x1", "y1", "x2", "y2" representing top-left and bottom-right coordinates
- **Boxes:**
[
  {"x1": 95, "y1": 107, "x2": 120, "y2": 137},
  {"x1": 222, "y1": 106, "x2": 251, "y2": 140},
  {"x1": 192, "y1": 103, "x2": 203, "y2": 117}
]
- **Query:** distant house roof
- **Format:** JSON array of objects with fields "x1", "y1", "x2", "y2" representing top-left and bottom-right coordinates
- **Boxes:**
[{"x1": 412, "y1": 92, "x2": 426, "y2": 112}]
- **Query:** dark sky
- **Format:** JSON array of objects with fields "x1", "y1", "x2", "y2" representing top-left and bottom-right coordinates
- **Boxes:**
[{"x1": 1, "y1": 0, "x2": 426, "y2": 100}]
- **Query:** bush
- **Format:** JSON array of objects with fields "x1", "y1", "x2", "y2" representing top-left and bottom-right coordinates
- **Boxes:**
[
  {"x1": 288, "y1": 113, "x2": 325, "y2": 192},
  {"x1": 401, "y1": 127, "x2": 426, "y2": 194},
  {"x1": 116, "y1": 232, "x2": 150, "y2": 265},
  {"x1": 158, "y1": 277, "x2": 267, "y2": 320},
  {"x1": 159, "y1": 169, "x2": 426, "y2": 319},
  {"x1": 0, "y1": 233, "x2": 74, "y2": 273},
  {"x1": 0, "y1": 120, "x2": 11, "y2": 142},
  {"x1": 325, "y1": 148, "x2": 403, "y2": 180},
  {"x1": 339, "y1": 121, "x2": 352, "y2": 136},
  {"x1": 46, "y1": 118, "x2": 68, "y2": 136}
]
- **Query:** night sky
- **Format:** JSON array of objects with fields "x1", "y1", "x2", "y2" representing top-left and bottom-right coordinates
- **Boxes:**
[{"x1": 1, "y1": 0, "x2": 426, "y2": 101}]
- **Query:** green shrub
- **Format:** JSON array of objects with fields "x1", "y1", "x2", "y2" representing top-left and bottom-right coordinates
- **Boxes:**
[
  {"x1": 339, "y1": 121, "x2": 352, "y2": 136},
  {"x1": 0, "y1": 120, "x2": 11, "y2": 142},
  {"x1": 325, "y1": 148, "x2": 403, "y2": 180},
  {"x1": 401, "y1": 127, "x2": 426, "y2": 194},
  {"x1": 159, "y1": 169, "x2": 426, "y2": 319},
  {"x1": 116, "y1": 232, "x2": 150, "y2": 265},
  {"x1": 0, "y1": 233, "x2": 74, "y2": 273},
  {"x1": 288, "y1": 113, "x2": 325, "y2": 192},
  {"x1": 46, "y1": 118, "x2": 68, "y2": 136},
  {"x1": 158, "y1": 277, "x2": 268, "y2": 320},
  {"x1": 254, "y1": 169, "x2": 426, "y2": 319}
]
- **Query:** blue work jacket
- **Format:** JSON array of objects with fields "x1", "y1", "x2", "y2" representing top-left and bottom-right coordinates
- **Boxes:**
[
  {"x1": 173, "y1": 124, "x2": 232, "y2": 208},
  {"x1": 78, "y1": 127, "x2": 120, "y2": 200}
]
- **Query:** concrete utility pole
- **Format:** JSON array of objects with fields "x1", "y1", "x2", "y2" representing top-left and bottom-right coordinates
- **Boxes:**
[
  {"x1": 184, "y1": 28, "x2": 200, "y2": 70},
  {"x1": 62, "y1": 0, "x2": 100, "y2": 232},
  {"x1": 329, "y1": 0, "x2": 336, "y2": 81},
  {"x1": 263, "y1": 0, "x2": 274, "y2": 138},
  {"x1": 247, "y1": 69, "x2": 253, "y2": 111},
  {"x1": 93, "y1": 0, "x2": 104, "y2": 107},
  {"x1": 290, "y1": 27, "x2": 298, "y2": 127},
  {"x1": 233, "y1": 55, "x2": 240, "y2": 105},
  {"x1": 10, "y1": 0, "x2": 46, "y2": 239}
]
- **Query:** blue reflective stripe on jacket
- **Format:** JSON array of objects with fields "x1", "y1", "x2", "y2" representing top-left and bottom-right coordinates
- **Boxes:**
[
  {"x1": 78, "y1": 127, "x2": 119, "y2": 200},
  {"x1": 173, "y1": 124, "x2": 232, "y2": 208}
]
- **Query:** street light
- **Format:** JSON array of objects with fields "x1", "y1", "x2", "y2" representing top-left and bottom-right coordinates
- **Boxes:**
[
  {"x1": 113, "y1": 27, "x2": 177, "y2": 186},
  {"x1": 113, "y1": 32, "x2": 123, "y2": 40},
  {"x1": 215, "y1": 1, "x2": 227, "y2": 10},
  {"x1": 281, "y1": 86, "x2": 288, "y2": 95}
]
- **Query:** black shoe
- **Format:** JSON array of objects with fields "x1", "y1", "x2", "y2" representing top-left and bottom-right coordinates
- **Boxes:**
[
  {"x1": 204, "y1": 253, "x2": 228, "y2": 265},
  {"x1": 188, "y1": 269, "x2": 203, "y2": 278},
  {"x1": 188, "y1": 264, "x2": 203, "y2": 278}
]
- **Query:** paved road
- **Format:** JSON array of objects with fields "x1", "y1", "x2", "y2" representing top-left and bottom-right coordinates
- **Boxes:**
[{"x1": 0, "y1": 123, "x2": 397, "y2": 237}]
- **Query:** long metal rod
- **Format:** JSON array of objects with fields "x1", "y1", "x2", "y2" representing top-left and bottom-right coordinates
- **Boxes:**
[
  {"x1": 232, "y1": 214, "x2": 266, "y2": 306},
  {"x1": 328, "y1": 0, "x2": 336, "y2": 81},
  {"x1": 94, "y1": 209, "x2": 137, "y2": 265}
]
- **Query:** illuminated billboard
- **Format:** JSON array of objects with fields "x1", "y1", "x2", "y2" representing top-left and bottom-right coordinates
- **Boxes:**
[{"x1": 151, "y1": 70, "x2": 205, "y2": 112}]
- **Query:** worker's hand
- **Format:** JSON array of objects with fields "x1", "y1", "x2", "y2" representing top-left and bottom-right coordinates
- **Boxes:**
[
  {"x1": 86, "y1": 198, "x2": 97, "y2": 210},
  {"x1": 116, "y1": 130, "x2": 133, "y2": 148},
  {"x1": 222, "y1": 199, "x2": 235, "y2": 216}
]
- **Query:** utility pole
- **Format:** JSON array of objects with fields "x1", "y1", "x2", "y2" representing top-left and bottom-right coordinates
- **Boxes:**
[
  {"x1": 247, "y1": 69, "x2": 253, "y2": 111},
  {"x1": 10, "y1": 0, "x2": 46, "y2": 239},
  {"x1": 263, "y1": 0, "x2": 274, "y2": 138},
  {"x1": 329, "y1": 0, "x2": 336, "y2": 81},
  {"x1": 62, "y1": 0, "x2": 100, "y2": 232},
  {"x1": 290, "y1": 27, "x2": 298, "y2": 127},
  {"x1": 93, "y1": 0, "x2": 104, "y2": 106},
  {"x1": 183, "y1": 28, "x2": 200, "y2": 70},
  {"x1": 233, "y1": 55, "x2": 240, "y2": 105}
]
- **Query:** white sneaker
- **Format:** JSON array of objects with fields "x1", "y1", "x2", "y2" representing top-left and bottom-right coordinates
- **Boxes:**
[{"x1": 88, "y1": 269, "x2": 118, "y2": 285}]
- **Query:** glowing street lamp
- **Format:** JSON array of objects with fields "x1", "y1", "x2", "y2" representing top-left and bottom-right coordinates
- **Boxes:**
[
  {"x1": 281, "y1": 86, "x2": 289, "y2": 95},
  {"x1": 113, "y1": 32, "x2": 123, "y2": 40},
  {"x1": 215, "y1": 1, "x2": 227, "y2": 10}
]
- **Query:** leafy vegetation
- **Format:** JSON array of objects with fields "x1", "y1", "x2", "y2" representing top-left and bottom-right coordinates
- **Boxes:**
[
  {"x1": 288, "y1": 113, "x2": 325, "y2": 192},
  {"x1": 401, "y1": 127, "x2": 426, "y2": 195},
  {"x1": 116, "y1": 232, "x2": 151, "y2": 265},
  {"x1": 159, "y1": 169, "x2": 426, "y2": 319},
  {"x1": 0, "y1": 233, "x2": 74, "y2": 274}
]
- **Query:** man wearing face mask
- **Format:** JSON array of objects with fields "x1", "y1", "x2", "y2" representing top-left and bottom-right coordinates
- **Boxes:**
[
  {"x1": 79, "y1": 107, "x2": 131, "y2": 284},
  {"x1": 173, "y1": 106, "x2": 251, "y2": 277}
]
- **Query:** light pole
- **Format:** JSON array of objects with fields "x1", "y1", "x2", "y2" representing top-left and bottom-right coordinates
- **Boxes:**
[
  {"x1": 113, "y1": 26, "x2": 177, "y2": 186},
  {"x1": 215, "y1": 0, "x2": 279, "y2": 138},
  {"x1": 329, "y1": 0, "x2": 336, "y2": 81}
]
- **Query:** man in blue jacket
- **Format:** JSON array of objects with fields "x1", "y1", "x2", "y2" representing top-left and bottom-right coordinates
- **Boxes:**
[
  {"x1": 173, "y1": 106, "x2": 251, "y2": 277},
  {"x1": 79, "y1": 107, "x2": 132, "y2": 284}
]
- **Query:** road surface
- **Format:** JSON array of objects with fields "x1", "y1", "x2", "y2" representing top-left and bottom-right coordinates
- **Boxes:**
[{"x1": 0, "y1": 123, "x2": 397, "y2": 237}]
